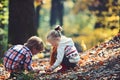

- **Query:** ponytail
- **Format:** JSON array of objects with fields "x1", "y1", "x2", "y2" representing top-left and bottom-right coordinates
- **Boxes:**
[
  {"x1": 47, "y1": 25, "x2": 63, "y2": 39},
  {"x1": 54, "y1": 25, "x2": 62, "y2": 32}
]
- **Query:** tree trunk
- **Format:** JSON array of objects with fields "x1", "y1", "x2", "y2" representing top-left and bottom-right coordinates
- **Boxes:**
[
  {"x1": 50, "y1": 0, "x2": 64, "y2": 27},
  {"x1": 35, "y1": 5, "x2": 41, "y2": 29},
  {"x1": 8, "y1": 0, "x2": 37, "y2": 45}
]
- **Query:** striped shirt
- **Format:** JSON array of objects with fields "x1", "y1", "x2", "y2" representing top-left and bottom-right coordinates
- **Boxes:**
[
  {"x1": 64, "y1": 45, "x2": 80, "y2": 63},
  {"x1": 51, "y1": 36, "x2": 80, "y2": 70},
  {"x1": 4, "y1": 45, "x2": 33, "y2": 72}
]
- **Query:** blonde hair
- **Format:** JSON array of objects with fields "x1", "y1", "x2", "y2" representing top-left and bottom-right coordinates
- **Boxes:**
[
  {"x1": 47, "y1": 25, "x2": 63, "y2": 40},
  {"x1": 24, "y1": 36, "x2": 44, "y2": 51}
]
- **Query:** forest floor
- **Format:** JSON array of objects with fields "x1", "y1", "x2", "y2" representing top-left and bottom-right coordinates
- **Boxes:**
[{"x1": 0, "y1": 33, "x2": 120, "y2": 80}]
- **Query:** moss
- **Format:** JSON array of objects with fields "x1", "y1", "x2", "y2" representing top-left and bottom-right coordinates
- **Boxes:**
[{"x1": 0, "y1": 28, "x2": 7, "y2": 58}]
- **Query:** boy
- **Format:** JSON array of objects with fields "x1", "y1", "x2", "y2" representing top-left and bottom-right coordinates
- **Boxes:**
[{"x1": 4, "y1": 36, "x2": 44, "y2": 78}]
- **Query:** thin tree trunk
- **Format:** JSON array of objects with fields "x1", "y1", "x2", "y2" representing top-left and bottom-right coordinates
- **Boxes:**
[{"x1": 50, "y1": 0, "x2": 64, "y2": 27}]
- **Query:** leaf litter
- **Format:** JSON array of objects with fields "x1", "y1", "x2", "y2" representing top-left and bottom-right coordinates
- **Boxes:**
[{"x1": 0, "y1": 34, "x2": 120, "y2": 80}]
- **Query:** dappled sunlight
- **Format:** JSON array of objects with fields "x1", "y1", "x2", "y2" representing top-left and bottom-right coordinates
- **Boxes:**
[{"x1": 72, "y1": 28, "x2": 119, "y2": 50}]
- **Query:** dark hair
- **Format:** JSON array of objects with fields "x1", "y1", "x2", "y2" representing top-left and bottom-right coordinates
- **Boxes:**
[{"x1": 47, "y1": 25, "x2": 63, "y2": 39}]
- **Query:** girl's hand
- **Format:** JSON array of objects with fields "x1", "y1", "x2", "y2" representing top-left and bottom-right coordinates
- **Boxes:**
[
  {"x1": 45, "y1": 68, "x2": 53, "y2": 72},
  {"x1": 34, "y1": 69, "x2": 40, "y2": 73}
]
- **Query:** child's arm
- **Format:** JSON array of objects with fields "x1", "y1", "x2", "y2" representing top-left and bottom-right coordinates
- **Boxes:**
[
  {"x1": 24, "y1": 53, "x2": 33, "y2": 71},
  {"x1": 46, "y1": 47, "x2": 65, "y2": 72}
]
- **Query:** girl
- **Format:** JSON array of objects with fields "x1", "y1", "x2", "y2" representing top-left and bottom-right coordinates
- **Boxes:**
[{"x1": 46, "y1": 25, "x2": 80, "y2": 72}]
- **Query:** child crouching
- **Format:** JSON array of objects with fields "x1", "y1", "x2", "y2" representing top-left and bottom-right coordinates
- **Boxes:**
[
  {"x1": 4, "y1": 36, "x2": 44, "y2": 79},
  {"x1": 46, "y1": 25, "x2": 80, "y2": 72}
]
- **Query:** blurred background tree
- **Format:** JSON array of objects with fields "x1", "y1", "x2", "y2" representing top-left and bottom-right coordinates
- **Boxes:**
[
  {"x1": 70, "y1": 0, "x2": 120, "y2": 50},
  {"x1": 50, "y1": 0, "x2": 64, "y2": 27},
  {"x1": 72, "y1": 0, "x2": 119, "y2": 30},
  {"x1": 34, "y1": 0, "x2": 44, "y2": 29},
  {"x1": 8, "y1": 0, "x2": 37, "y2": 45}
]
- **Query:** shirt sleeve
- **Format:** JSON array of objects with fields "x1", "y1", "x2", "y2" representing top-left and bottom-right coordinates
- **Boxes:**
[
  {"x1": 51, "y1": 46, "x2": 65, "y2": 70},
  {"x1": 24, "y1": 53, "x2": 33, "y2": 71}
]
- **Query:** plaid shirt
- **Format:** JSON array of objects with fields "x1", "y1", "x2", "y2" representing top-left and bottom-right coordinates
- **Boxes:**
[{"x1": 4, "y1": 45, "x2": 33, "y2": 72}]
